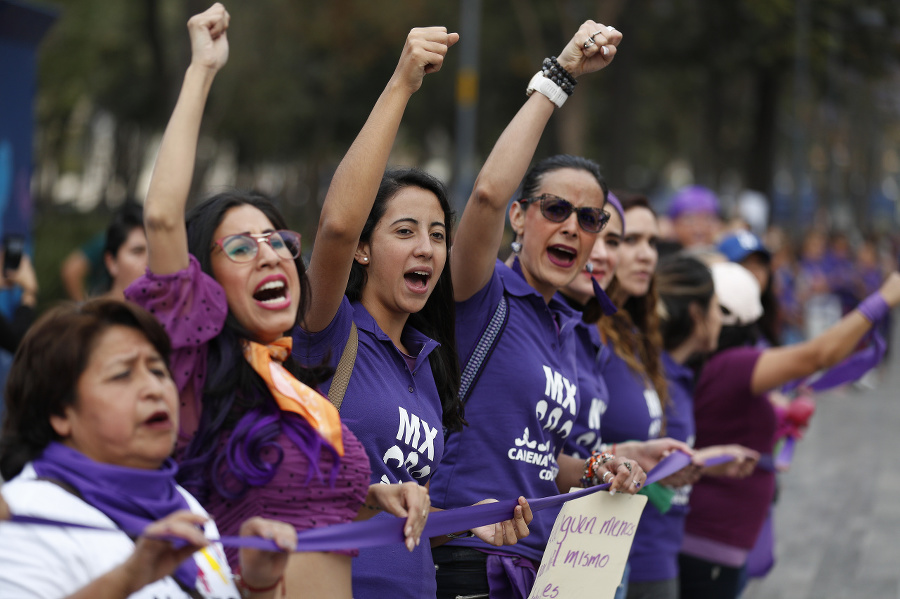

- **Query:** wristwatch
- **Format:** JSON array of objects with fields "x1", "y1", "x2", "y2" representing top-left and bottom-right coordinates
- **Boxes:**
[{"x1": 526, "y1": 71, "x2": 567, "y2": 108}]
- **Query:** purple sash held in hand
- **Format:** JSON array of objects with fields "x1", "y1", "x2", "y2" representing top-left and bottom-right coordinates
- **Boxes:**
[
  {"x1": 9, "y1": 452, "x2": 694, "y2": 554},
  {"x1": 783, "y1": 329, "x2": 886, "y2": 394}
]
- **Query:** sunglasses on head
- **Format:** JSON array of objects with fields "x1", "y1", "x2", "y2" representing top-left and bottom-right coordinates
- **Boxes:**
[
  {"x1": 518, "y1": 194, "x2": 610, "y2": 233},
  {"x1": 213, "y1": 230, "x2": 302, "y2": 264}
]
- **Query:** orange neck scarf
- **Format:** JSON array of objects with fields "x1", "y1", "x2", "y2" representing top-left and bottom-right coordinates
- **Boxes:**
[{"x1": 243, "y1": 337, "x2": 344, "y2": 456}]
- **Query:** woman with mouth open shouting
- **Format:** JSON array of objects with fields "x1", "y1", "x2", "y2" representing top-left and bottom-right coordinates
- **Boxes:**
[
  {"x1": 127, "y1": 5, "x2": 429, "y2": 598},
  {"x1": 290, "y1": 24, "x2": 532, "y2": 599},
  {"x1": 428, "y1": 22, "x2": 690, "y2": 599}
]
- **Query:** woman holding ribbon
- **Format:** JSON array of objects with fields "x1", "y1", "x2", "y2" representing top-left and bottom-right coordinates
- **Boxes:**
[
  {"x1": 290, "y1": 23, "x2": 532, "y2": 599},
  {"x1": 127, "y1": 5, "x2": 428, "y2": 597},
  {"x1": 429, "y1": 23, "x2": 689, "y2": 598},
  {"x1": 680, "y1": 260, "x2": 900, "y2": 598},
  {"x1": 612, "y1": 254, "x2": 757, "y2": 599},
  {"x1": 0, "y1": 299, "x2": 296, "y2": 598}
]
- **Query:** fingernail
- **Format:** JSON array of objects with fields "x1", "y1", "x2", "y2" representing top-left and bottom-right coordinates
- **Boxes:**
[
  {"x1": 609, "y1": 487, "x2": 616, "y2": 495},
  {"x1": 602, "y1": 47, "x2": 609, "y2": 56}
]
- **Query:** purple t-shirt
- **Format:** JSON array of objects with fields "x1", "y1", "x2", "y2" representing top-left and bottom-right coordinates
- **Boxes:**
[
  {"x1": 292, "y1": 296, "x2": 443, "y2": 599},
  {"x1": 598, "y1": 345, "x2": 663, "y2": 444},
  {"x1": 628, "y1": 352, "x2": 696, "y2": 583},
  {"x1": 429, "y1": 259, "x2": 582, "y2": 563},
  {"x1": 684, "y1": 347, "x2": 776, "y2": 552},
  {"x1": 564, "y1": 317, "x2": 611, "y2": 459}
]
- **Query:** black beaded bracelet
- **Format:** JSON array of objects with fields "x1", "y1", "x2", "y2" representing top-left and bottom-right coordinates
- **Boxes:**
[{"x1": 541, "y1": 56, "x2": 578, "y2": 96}]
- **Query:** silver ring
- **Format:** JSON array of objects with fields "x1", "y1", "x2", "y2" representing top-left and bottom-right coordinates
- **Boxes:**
[
  {"x1": 591, "y1": 29, "x2": 604, "y2": 37},
  {"x1": 634, "y1": 479, "x2": 642, "y2": 488},
  {"x1": 622, "y1": 461, "x2": 632, "y2": 473},
  {"x1": 602, "y1": 471, "x2": 613, "y2": 483},
  {"x1": 583, "y1": 37, "x2": 595, "y2": 49}
]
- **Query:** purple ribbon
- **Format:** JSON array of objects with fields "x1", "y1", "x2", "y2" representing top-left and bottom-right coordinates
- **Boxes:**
[
  {"x1": 8, "y1": 452, "x2": 693, "y2": 553},
  {"x1": 592, "y1": 277, "x2": 618, "y2": 316},
  {"x1": 782, "y1": 329, "x2": 886, "y2": 393},
  {"x1": 701, "y1": 454, "x2": 736, "y2": 468}
]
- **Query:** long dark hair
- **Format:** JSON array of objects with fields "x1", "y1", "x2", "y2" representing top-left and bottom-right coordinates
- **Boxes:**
[
  {"x1": 0, "y1": 300, "x2": 172, "y2": 480},
  {"x1": 104, "y1": 202, "x2": 144, "y2": 260},
  {"x1": 346, "y1": 168, "x2": 464, "y2": 432},
  {"x1": 177, "y1": 190, "x2": 336, "y2": 501},
  {"x1": 655, "y1": 254, "x2": 715, "y2": 352},
  {"x1": 756, "y1": 266, "x2": 781, "y2": 347}
]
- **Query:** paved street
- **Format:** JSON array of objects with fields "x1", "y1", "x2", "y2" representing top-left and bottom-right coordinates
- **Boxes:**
[{"x1": 742, "y1": 359, "x2": 900, "y2": 599}]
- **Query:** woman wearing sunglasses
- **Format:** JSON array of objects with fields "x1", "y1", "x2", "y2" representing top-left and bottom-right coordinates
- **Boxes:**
[
  {"x1": 428, "y1": 23, "x2": 690, "y2": 598},
  {"x1": 127, "y1": 5, "x2": 428, "y2": 597}
]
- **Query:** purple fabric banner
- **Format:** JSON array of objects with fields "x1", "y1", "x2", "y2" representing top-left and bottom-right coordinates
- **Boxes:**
[{"x1": 8, "y1": 452, "x2": 694, "y2": 553}]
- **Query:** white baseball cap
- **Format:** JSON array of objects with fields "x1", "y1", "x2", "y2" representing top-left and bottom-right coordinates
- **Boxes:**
[{"x1": 711, "y1": 261, "x2": 763, "y2": 326}]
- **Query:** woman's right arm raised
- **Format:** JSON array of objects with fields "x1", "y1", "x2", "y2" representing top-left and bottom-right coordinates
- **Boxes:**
[
  {"x1": 451, "y1": 21, "x2": 622, "y2": 302},
  {"x1": 304, "y1": 28, "x2": 458, "y2": 332},
  {"x1": 144, "y1": 4, "x2": 230, "y2": 276}
]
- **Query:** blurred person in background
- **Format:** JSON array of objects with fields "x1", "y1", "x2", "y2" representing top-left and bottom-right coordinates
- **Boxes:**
[
  {"x1": 102, "y1": 203, "x2": 148, "y2": 300},
  {"x1": 824, "y1": 232, "x2": 857, "y2": 316},
  {"x1": 796, "y1": 230, "x2": 841, "y2": 340},
  {"x1": 60, "y1": 231, "x2": 108, "y2": 302},
  {"x1": 765, "y1": 227, "x2": 803, "y2": 346},
  {"x1": 60, "y1": 202, "x2": 147, "y2": 301},
  {"x1": 666, "y1": 186, "x2": 721, "y2": 250}
]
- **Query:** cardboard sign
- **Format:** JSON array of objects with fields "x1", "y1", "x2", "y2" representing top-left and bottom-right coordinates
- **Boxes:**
[{"x1": 528, "y1": 490, "x2": 648, "y2": 599}]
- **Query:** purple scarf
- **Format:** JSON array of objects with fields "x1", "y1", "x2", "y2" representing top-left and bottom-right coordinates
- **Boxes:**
[{"x1": 31, "y1": 442, "x2": 197, "y2": 588}]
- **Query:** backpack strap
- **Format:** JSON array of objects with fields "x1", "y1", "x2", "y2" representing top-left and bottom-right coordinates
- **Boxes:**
[
  {"x1": 458, "y1": 295, "x2": 509, "y2": 406},
  {"x1": 328, "y1": 322, "x2": 358, "y2": 412}
]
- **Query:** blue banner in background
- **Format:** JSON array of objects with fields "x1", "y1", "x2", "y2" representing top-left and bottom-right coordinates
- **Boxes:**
[{"x1": 0, "y1": 0, "x2": 57, "y2": 317}]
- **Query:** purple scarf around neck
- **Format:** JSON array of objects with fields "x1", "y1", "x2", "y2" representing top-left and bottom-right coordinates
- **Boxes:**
[{"x1": 31, "y1": 442, "x2": 198, "y2": 588}]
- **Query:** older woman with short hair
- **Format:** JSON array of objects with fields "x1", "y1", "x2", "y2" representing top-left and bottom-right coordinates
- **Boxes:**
[{"x1": 0, "y1": 299, "x2": 295, "y2": 598}]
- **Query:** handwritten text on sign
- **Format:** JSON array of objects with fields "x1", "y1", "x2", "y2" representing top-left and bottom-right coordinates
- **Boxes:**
[{"x1": 528, "y1": 491, "x2": 648, "y2": 599}]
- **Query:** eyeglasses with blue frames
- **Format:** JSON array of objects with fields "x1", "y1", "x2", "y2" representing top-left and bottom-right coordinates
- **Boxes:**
[
  {"x1": 213, "y1": 230, "x2": 302, "y2": 264},
  {"x1": 518, "y1": 194, "x2": 610, "y2": 233}
]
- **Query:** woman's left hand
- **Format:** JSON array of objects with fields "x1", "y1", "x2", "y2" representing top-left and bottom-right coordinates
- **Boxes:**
[
  {"x1": 469, "y1": 496, "x2": 533, "y2": 546},
  {"x1": 362, "y1": 482, "x2": 430, "y2": 551},
  {"x1": 237, "y1": 517, "x2": 297, "y2": 592}
]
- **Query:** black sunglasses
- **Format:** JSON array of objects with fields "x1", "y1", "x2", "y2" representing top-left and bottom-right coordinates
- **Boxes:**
[{"x1": 518, "y1": 194, "x2": 610, "y2": 233}]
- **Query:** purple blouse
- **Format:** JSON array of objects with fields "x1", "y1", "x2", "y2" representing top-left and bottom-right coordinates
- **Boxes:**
[{"x1": 126, "y1": 257, "x2": 371, "y2": 565}]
